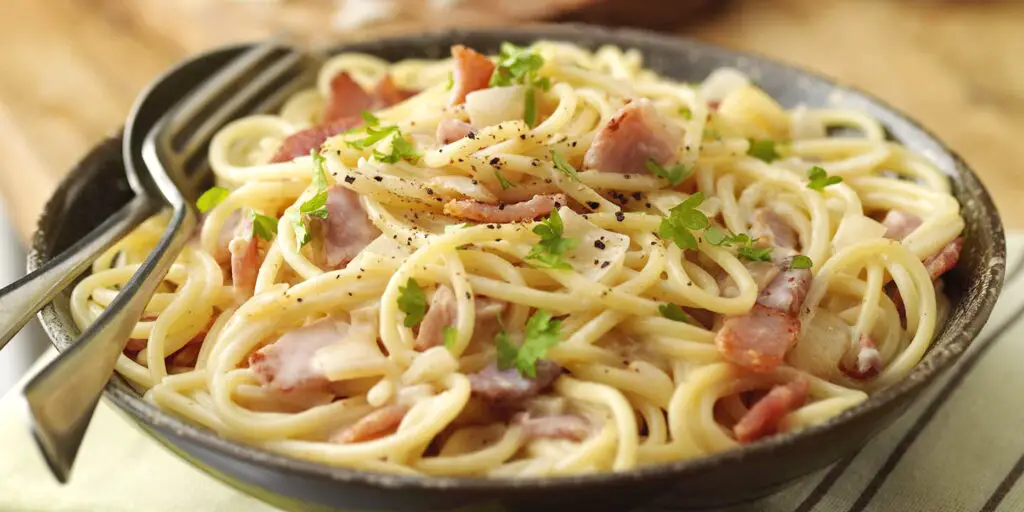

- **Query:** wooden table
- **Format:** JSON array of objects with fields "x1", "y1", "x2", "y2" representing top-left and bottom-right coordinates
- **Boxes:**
[{"x1": 1, "y1": 0, "x2": 1021, "y2": 241}]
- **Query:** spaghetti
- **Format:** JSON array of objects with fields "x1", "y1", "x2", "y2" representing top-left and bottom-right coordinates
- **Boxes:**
[{"x1": 71, "y1": 41, "x2": 964, "y2": 477}]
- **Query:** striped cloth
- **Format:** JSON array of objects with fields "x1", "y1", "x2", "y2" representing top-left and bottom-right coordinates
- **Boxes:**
[{"x1": 2, "y1": 236, "x2": 1023, "y2": 512}]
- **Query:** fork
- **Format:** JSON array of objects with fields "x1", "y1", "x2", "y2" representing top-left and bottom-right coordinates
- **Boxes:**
[{"x1": 21, "y1": 41, "x2": 315, "y2": 483}]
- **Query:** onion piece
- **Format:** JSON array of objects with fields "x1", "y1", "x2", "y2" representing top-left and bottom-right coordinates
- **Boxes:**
[
  {"x1": 832, "y1": 215, "x2": 887, "y2": 254},
  {"x1": 465, "y1": 86, "x2": 526, "y2": 128}
]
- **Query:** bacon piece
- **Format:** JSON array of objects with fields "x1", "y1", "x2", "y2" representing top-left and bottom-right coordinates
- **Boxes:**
[
  {"x1": 436, "y1": 118, "x2": 474, "y2": 145},
  {"x1": 269, "y1": 116, "x2": 364, "y2": 163},
  {"x1": 372, "y1": 74, "x2": 417, "y2": 109},
  {"x1": 469, "y1": 360, "x2": 562, "y2": 402},
  {"x1": 733, "y1": 379, "x2": 809, "y2": 443},
  {"x1": 210, "y1": 210, "x2": 243, "y2": 264},
  {"x1": 751, "y1": 208, "x2": 797, "y2": 250},
  {"x1": 881, "y1": 210, "x2": 923, "y2": 241},
  {"x1": 415, "y1": 285, "x2": 457, "y2": 350},
  {"x1": 517, "y1": 413, "x2": 591, "y2": 441},
  {"x1": 756, "y1": 266, "x2": 812, "y2": 315},
  {"x1": 449, "y1": 45, "x2": 495, "y2": 106},
  {"x1": 842, "y1": 334, "x2": 882, "y2": 380},
  {"x1": 443, "y1": 193, "x2": 566, "y2": 224},
  {"x1": 924, "y1": 236, "x2": 963, "y2": 281},
  {"x1": 125, "y1": 337, "x2": 147, "y2": 352},
  {"x1": 582, "y1": 99, "x2": 679, "y2": 174},
  {"x1": 319, "y1": 185, "x2": 381, "y2": 269},
  {"x1": 249, "y1": 318, "x2": 341, "y2": 392},
  {"x1": 322, "y1": 72, "x2": 375, "y2": 124},
  {"x1": 228, "y1": 216, "x2": 262, "y2": 294},
  {"x1": 716, "y1": 305, "x2": 801, "y2": 372},
  {"x1": 716, "y1": 263, "x2": 812, "y2": 372},
  {"x1": 270, "y1": 73, "x2": 416, "y2": 163},
  {"x1": 331, "y1": 404, "x2": 410, "y2": 444},
  {"x1": 168, "y1": 341, "x2": 202, "y2": 368}
]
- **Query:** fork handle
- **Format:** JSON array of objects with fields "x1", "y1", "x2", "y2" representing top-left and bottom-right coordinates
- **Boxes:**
[
  {"x1": 0, "y1": 194, "x2": 159, "y2": 352},
  {"x1": 22, "y1": 201, "x2": 196, "y2": 482}
]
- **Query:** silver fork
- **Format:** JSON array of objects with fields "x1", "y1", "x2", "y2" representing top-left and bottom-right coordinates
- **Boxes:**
[{"x1": 22, "y1": 41, "x2": 315, "y2": 482}]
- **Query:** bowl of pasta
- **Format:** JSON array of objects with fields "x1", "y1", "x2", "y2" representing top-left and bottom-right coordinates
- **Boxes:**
[{"x1": 30, "y1": 24, "x2": 1004, "y2": 512}]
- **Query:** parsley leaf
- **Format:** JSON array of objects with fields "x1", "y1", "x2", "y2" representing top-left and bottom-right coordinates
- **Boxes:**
[
  {"x1": 659, "y1": 303, "x2": 693, "y2": 324},
  {"x1": 361, "y1": 111, "x2": 380, "y2": 128},
  {"x1": 524, "y1": 86, "x2": 537, "y2": 127},
  {"x1": 347, "y1": 125, "x2": 400, "y2": 150},
  {"x1": 551, "y1": 151, "x2": 580, "y2": 182},
  {"x1": 495, "y1": 330, "x2": 518, "y2": 371},
  {"x1": 372, "y1": 136, "x2": 421, "y2": 164},
  {"x1": 747, "y1": 138, "x2": 780, "y2": 162},
  {"x1": 490, "y1": 42, "x2": 545, "y2": 87},
  {"x1": 293, "y1": 151, "x2": 331, "y2": 248},
  {"x1": 678, "y1": 106, "x2": 693, "y2": 120},
  {"x1": 495, "y1": 170, "x2": 515, "y2": 190},
  {"x1": 658, "y1": 192, "x2": 709, "y2": 251},
  {"x1": 645, "y1": 159, "x2": 693, "y2": 187},
  {"x1": 251, "y1": 212, "x2": 278, "y2": 241},
  {"x1": 790, "y1": 255, "x2": 813, "y2": 269},
  {"x1": 738, "y1": 246, "x2": 773, "y2": 262},
  {"x1": 703, "y1": 226, "x2": 774, "y2": 262},
  {"x1": 490, "y1": 42, "x2": 549, "y2": 127},
  {"x1": 526, "y1": 209, "x2": 579, "y2": 270},
  {"x1": 806, "y1": 166, "x2": 843, "y2": 191},
  {"x1": 196, "y1": 186, "x2": 230, "y2": 213},
  {"x1": 443, "y1": 326, "x2": 458, "y2": 350},
  {"x1": 494, "y1": 309, "x2": 562, "y2": 378},
  {"x1": 397, "y1": 278, "x2": 428, "y2": 328}
]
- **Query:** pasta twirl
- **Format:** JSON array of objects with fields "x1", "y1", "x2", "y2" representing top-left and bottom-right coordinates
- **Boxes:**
[{"x1": 71, "y1": 41, "x2": 964, "y2": 477}]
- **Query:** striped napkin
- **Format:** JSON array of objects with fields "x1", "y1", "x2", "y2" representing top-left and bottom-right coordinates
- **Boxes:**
[{"x1": 2, "y1": 236, "x2": 1022, "y2": 512}]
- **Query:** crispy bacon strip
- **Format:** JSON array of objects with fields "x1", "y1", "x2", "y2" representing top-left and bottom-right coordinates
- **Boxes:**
[
  {"x1": 317, "y1": 185, "x2": 381, "y2": 269},
  {"x1": 469, "y1": 360, "x2": 562, "y2": 402},
  {"x1": 331, "y1": 404, "x2": 410, "y2": 444},
  {"x1": 449, "y1": 45, "x2": 495, "y2": 106},
  {"x1": 443, "y1": 193, "x2": 566, "y2": 224},
  {"x1": 582, "y1": 99, "x2": 678, "y2": 175},
  {"x1": 715, "y1": 262, "x2": 812, "y2": 372},
  {"x1": 733, "y1": 379, "x2": 809, "y2": 443}
]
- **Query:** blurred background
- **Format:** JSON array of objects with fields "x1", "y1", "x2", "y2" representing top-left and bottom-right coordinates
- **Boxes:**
[{"x1": 0, "y1": 0, "x2": 1020, "y2": 393}]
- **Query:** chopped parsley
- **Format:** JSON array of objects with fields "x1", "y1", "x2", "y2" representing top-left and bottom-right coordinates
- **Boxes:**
[
  {"x1": 495, "y1": 309, "x2": 562, "y2": 378},
  {"x1": 346, "y1": 125, "x2": 400, "y2": 150},
  {"x1": 806, "y1": 166, "x2": 843, "y2": 191},
  {"x1": 494, "y1": 169, "x2": 515, "y2": 190},
  {"x1": 490, "y1": 42, "x2": 551, "y2": 127},
  {"x1": 658, "y1": 192, "x2": 709, "y2": 251},
  {"x1": 372, "y1": 136, "x2": 421, "y2": 164},
  {"x1": 678, "y1": 106, "x2": 693, "y2": 120},
  {"x1": 703, "y1": 226, "x2": 773, "y2": 262},
  {"x1": 790, "y1": 255, "x2": 813, "y2": 270},
  {"x1": 397, "y1": 278, "x2": 428, "y2": 328},
  {"x1": 659, "y1": 303, "x2": 693, "y2": 324},
  {"x1": 196, "y1": 186, "x2": 229, "y2": 213},
  {"x1": 293, "y1": 150, "x2": 330, "y2": 248},
  {"x1": 645, "y1": 159, "x2": 693, "y2": 187},
  {"x1": 526, "y1": 209, "x2": 578, "y2": 270},
  {"x1": 551, "y1": 151, "x2": 580, "y2": 182},
  {"x1": 251, "y1": 212, "x2": 278, "y2": 241},
  {"x1": 524, "y1": 87, "x2": 538, "y2": 127},
  {"x1": 747, "y1": 138, "x2": 780, "y2": 162},
  {"x1": 360, "y1": 111, "x2": 380, "y2": 127},
  {"x1": 443, "y1": 326, "x2": 458, "y2": 350}
]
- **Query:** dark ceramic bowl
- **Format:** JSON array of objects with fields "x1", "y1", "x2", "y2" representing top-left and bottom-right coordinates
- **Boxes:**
[{"x1": 30, "y1": 25, "x2": 1005, "y2": 512}]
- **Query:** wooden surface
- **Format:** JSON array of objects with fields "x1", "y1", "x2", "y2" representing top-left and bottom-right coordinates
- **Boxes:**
[{"x1": 0, "y1": 0, "x2": 1021, "y2": 241}]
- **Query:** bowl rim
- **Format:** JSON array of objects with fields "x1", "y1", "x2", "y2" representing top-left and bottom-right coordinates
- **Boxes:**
[{"x1": 30, "y1": 23, "x2": 1006, "y2": 492}]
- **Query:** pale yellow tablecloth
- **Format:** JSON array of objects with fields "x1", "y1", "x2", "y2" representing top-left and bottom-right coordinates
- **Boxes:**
[{"x1": 3, "y1": 236, "x2": 1023, "y2": 512}]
